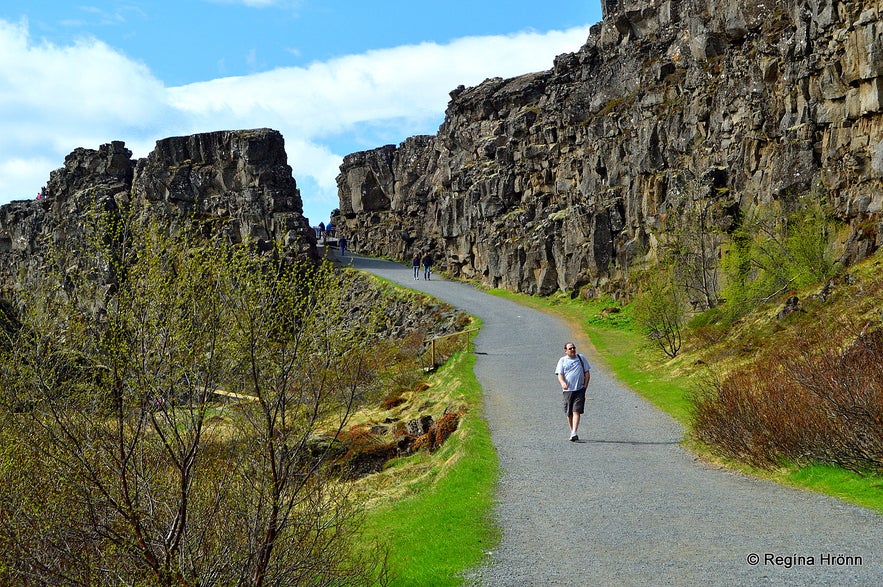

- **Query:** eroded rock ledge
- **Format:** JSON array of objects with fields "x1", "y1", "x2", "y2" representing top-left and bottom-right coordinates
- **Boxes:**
[{"x1": 0, "y1": 129, "x2": 314, "y2": 294}]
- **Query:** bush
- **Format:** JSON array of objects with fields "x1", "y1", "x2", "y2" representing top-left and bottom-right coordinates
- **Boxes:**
[
  {"x1": 693, "y1": 320, "x2": 883, "y2": 472},
  {"x1": 633, "y1": 268, "x2": 688, "y2": 357},
  {"x1": 719, "y1": 196, "x2": 840, "y2": 323},
  {"x1": 0, "y1": 207, "x2": 387, "y2": 585}
]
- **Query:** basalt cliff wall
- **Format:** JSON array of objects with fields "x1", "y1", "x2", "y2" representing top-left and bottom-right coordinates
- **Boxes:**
[
  {"x1": 0, "y1": 128, "x2": 314, "y2": 295},
  {"x1": 336, "y1": 0, "x2": 883, "y2": 295}
]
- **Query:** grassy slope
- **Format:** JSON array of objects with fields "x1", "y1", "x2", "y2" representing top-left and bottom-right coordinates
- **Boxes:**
[{"x1": 355, "y1": 350, "x2": 500, "y2": 586}]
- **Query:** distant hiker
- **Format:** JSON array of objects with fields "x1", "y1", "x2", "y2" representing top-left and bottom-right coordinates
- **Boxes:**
[
  {"x1": 318, "y1": 221, "x2": 325, "y2": 236},
  {"x1": 555, "y1": 342, "x2": 591, "y2": 442},
  {"x1": 421, "y1": 252, "x2": 433, "y2": 280},
  {"x1": 338, "y1": 235, "x2": 347, "y2": 256},
  {"x1": 412, "y1": 252, "x2": 421, "y2": 280}
]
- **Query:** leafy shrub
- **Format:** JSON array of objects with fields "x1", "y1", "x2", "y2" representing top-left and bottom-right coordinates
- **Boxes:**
[
  {"x1": 633, "y1": 268, "x2": 688, "y2": 357},
  {"x1": 719, "y1": 196, "x2": 840, "y2": 323},
  {"x1": 0, "y1": 208, "x2": 388, "y2": 585}
]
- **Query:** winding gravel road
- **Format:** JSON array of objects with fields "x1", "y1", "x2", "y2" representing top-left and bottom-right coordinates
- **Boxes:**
[{"x1": 343, "y1": 252, "x2": 882, "y2": 586}]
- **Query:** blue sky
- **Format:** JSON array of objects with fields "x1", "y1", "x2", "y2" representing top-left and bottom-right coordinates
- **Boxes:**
[{"x1": 1, "y1": 1, "x2": 601, "y2": 225}]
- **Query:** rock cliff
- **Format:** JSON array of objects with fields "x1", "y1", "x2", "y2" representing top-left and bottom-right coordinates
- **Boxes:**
[
  {"x1": 0, "y1": 128, "x2": 314, "y2": 294},
  {"x1": 336, "y1": 0, "x2": 883, "y2": 296}
]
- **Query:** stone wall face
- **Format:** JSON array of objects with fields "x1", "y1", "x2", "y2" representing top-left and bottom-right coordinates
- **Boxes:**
[
  {"x1": 0, "y1": 129, "x2": 314, "y2": 294},
  {"x1": 336, "y1": 0, "x2": 883, "y2": 295}
]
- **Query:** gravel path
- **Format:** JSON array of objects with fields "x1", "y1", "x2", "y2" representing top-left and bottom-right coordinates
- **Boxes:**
[{"x1": 343, "y1": 252, "x2": 883, "y2": 586}]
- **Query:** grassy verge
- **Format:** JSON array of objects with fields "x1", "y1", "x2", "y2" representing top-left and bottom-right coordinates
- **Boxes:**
[
  {"x1": 784, "y1": 465, "x2": 883, "y2": 510},
  {"x1": 356, "y1": 349, "x2": 500, "y2": 585},
  {"x1": 486, "y1": 288, "x2": 883, "y2": 514}
]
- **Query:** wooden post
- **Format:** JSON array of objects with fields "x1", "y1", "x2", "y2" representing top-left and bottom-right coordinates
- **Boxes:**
[{"x1": 422, "y1": 328, "x2": 478, "y2": 372}]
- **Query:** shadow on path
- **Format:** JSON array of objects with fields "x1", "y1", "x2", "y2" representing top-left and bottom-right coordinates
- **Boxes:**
[{"x1": 576, "y1": 439, "x2": 681, "y2": 446}]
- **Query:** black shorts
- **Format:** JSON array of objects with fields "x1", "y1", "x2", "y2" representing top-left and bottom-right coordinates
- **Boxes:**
[{"x1": 563, "y1": 388, "x2": 586, "y2": 415}]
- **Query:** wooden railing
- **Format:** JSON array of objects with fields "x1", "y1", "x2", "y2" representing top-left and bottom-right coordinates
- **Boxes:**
[{"x1": 422, "y1": 328, "x2": 479, "y2": 371}]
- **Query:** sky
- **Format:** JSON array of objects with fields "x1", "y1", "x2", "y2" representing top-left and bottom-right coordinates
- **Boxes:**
[{"x1": 0, "y1": 1, "x2": 602, "y2": 225}]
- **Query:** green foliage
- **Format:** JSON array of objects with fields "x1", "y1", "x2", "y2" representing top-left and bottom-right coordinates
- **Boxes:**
[
  {"x1": 504, "y1": 290, "x2": 634, "y2": 330},
  {"x1": 582, "y1": 295, "x2": 635, "y2": 330},
  {"x1": 719, "y1": 195, "x2": 840, "y2": 321},
  {"x1": 632, "y1": 268, "x2": 688, "y2": 358},
  {"x1": 657, "y1": 190, "x2": 727, "y2": 311},
  {"x1": 0, "y1": 204, "x2": 386, "y2": 585}
]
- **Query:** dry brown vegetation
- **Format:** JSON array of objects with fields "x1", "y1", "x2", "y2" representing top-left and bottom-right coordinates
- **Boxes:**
[
  {"x1": 692, "y1": 256, "x2": 883, "y2": 473},
  {"x1": 322, "y1": 329, "x2": 473, "y2": 482}
]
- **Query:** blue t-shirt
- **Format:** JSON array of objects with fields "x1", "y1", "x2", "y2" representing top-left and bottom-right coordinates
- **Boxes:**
[{"x1": 555, "y1": 354, "x2": 590, "y2": 391}]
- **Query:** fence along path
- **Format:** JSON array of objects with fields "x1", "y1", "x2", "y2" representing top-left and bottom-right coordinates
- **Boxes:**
[{"x1": 344, "y1": 252, "x2": 883, "y2": 586}]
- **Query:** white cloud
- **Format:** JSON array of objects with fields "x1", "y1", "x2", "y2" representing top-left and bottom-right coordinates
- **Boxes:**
[
  {"x1": 0, "y1": 156, "x2": 55, "y2": 200},
  {"x1": 165, "y1": 27, "x2": 590, "y2": 218},
  {"x1": 0, "y1": 18, "x2": 173, "y2": 199},
  {"x1": 167, "y1": 27, "x2": 591, "y2": 138},
  {"x1": 0, "y1": 17, "x2": 590, "y2": 220},
  {"x1": 0, "y1": 20, "x2": 167, "y2": 128}
]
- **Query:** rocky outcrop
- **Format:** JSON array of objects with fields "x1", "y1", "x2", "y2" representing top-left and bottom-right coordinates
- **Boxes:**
[
  {"x1": 0, "y1": 129, "x2": 314, "y2": 294},
  {"x1": 336, "y1": 0, "x2": 883, "y2": 296}
]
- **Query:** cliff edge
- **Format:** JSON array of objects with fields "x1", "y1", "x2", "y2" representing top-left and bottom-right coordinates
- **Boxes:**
[{"x1": 0, "y1": 128, "x2": 314, "y2": 294}]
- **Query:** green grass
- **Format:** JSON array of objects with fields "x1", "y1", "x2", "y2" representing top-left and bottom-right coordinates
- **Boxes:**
[
  {"x1": 785, "y1": 465, "x2": 883, "y2": 512},
  {"x1": 585, "y1": 325, "x2": 694, "y2": 425},
  {"x1": 357, "y1": 350, "x2": 500, "y2": 585}
]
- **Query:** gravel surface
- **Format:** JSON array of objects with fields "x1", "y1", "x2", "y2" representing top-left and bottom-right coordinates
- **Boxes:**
[{"x1": 344, "y1": 252, "x2": 883, "y2": 586}]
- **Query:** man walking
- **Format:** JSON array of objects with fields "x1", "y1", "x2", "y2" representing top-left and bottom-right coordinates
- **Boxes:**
[
  {"x1": 412, "y1": 252, "x2": 421, "y2": 280},
  {"x1": 421, "y1": 252, "x2": 433, "y2": 280},
  {"x1": 555, "y1": 343, "x2": 591, "y2": 441}
]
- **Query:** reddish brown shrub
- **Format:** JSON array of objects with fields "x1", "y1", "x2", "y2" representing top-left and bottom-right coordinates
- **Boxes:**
[
  {"x1": 380, "y1": 388, "x2": 407, "y2": 410},
  {"x1": 431, "y1": 412, "x2": 461, "y2": 451},
  {"x1": 333, "y1": 423, "x2": 397, "y2": 479},
  {"x1": 780, "y1": 326, "x2": 883, "y2": 470},
  {"x1": 411, "y1": 433, "x2": 431, "y2": 452},
  {"x1": 338, "y1": 423, "x2": 375, "y2": 445},
  {"x1": 694, "y1": 322, "x2": 883, "y2": 472}
]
